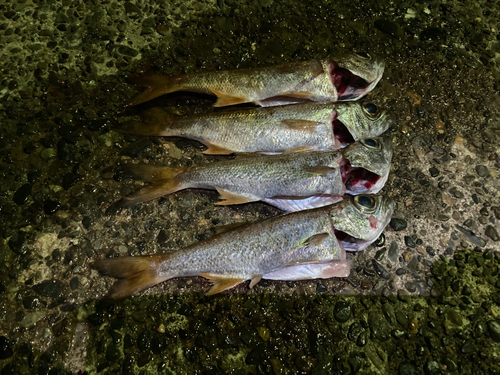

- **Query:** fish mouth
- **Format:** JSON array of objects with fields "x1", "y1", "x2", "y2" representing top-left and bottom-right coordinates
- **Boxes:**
[
  {"x1": 334, "y1": 229, "x2": 371, "y2": 251},
  {"x1": 340, "y1": 159, "x2": 382, "y2": 195},
  {"x1": 332, "y1": 119, "x2": 355, "y2": 147},
  {"x1": 330, "y1": 62, "x2": 374, "y2": 101}
]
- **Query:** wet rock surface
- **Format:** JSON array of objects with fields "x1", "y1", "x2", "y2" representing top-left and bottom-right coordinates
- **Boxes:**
[{"x1": 0, "y1": 0, "x2": 499, "y2": 373}]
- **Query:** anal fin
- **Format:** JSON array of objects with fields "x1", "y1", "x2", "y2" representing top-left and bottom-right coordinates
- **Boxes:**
[
  {"x1": 210, "y1": 88, "x2": 247, "y2": 107},
  {"x1": 249, "y1": 274, "x2": 262, "y2": 288},
  {"x1": 199, "y1": 273, "x2": 247, "y2": 295},
  {"x1": 216, "y1": 188, "x2": 258, "y2": 205}
]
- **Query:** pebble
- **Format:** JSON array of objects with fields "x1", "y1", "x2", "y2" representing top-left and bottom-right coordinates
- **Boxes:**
[
  {"x1": 449, "y1": 187, "x2": 464, "y2": 199},
  {"x1": 487, "y1": 320, "x2": 500, "y2": 342},
  {"x1": 404, "y1": 236, "x2": 416, "y2": 248},
  {"x1": 372, "y1": 259, "x2": 391, "y2": 280},
  {"x1": 390, "y1": 218, "x2": 407, "y2": 231},
  {"x1": 484, "y1": 225, "x2": 499, "y2": 241},
  {"x1": 455, "y1": 225, "x2": 487, "y2": 247},
  {"x1": 13, "y1": 183, "x2": 32, "y2": 205},
  {"x1": 475, "y1": 165, "x2": 490, "y2": 177},
  {"x1": 333, "y1": 301, "x2": 351, "y2": 323},
  {"x1": 388, "y1": 241, "x2": 399, "y2": 262},
  {"x1": 43, "y1": 200, "x2": 61, "y2": 215},
  {"x1": 32, "y1": 279, "x2": 64, "y2": 299},
  {"x1": 429, "y1": 167, "x2": 440, "y2": 177},
  {"x1": 0, "y1": 336, "x2": 13, "y2": 359},
  {"x1": 316, "y1": 283, "x2": 327, "y2": 293}
]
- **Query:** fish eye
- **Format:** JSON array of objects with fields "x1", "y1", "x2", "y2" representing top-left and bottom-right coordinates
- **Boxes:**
[
  {"x1": 362, "y1": 102, "x2": 379, "y2": 117},
  {"x1": 361, "y1": 138, "x2": 380, "y2": 149},
  {"x1": 354, "y1": 195, "x2": 376, "y2": 212},
  {"x1": 355, "y1": 52, "x2": 371, "y2": 59}
]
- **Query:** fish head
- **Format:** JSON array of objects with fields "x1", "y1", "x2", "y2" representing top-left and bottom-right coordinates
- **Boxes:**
[
  {"x1": 334, "y1": 102, "x2": 394, "y2": 146},
  {"x1": 330, "y1": 194, "x2": 395, "y2": 252},
  {"x1": 329, "y1": 52, "x2": 385, "y2": 101},
  {"x1": 340, "y1": 134, "x2": 393, "y2": 195}
]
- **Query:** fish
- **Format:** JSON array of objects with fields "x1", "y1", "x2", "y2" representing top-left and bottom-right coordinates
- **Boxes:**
[
  {"x1": 90, "y1": 194, "x2": 395, "y2": 298},
  {"x1": 117, "y1": 135, "x2": 392, "y2": 212},
  {"x1": 125, "y1": 52, "x2": 385, "y2": 107},
  {"x1": 118, "y1": 101, "x2": 392, "y2": 155}
]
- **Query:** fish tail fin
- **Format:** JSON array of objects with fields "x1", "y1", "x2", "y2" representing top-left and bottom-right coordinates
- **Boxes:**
[
  {"x1": 91, "y1": 255, "x2": 172, "y2": 298},
  {"x1": 119, "y1": 164, "x2": 186, "y2": 207},
  {"x1": 118, "y1": 107, "x2": 175, "y2": 136},
  {"x1": 125, "y1": 75, "x2": 180, "y2": 107}
]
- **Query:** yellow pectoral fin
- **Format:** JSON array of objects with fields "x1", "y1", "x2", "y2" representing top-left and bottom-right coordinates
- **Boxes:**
[
  {"x1": 305, "y1": 166, "x2": 337, "y2": 176},
  {"x1": 283, "y1": 146, "x2": 315, "y2": 154},
  {"x1": 302, "y1": 233, "x2": 329, "y2": 247},
  {"x1": 199, "y1": 273, "x2": 247, "y2": 295},
  {"x1": 280, "y1": 119, "x2": 320, "y2": 131},
  {"x1": 215, "y1": 188, "x2": 259, "y2": 205},
  {"x1": 210, "y1": 88, "x2": 248, "y2": 107},
  {"x1": 278, "y1": 91, "x2": 314, "y2": 99},
  {"x1": 202, "y1": 142, "x2": 234, "y2": 155}
]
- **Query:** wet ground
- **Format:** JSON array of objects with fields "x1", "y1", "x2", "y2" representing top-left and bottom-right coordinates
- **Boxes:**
[{"x1": 1, "y1": 0, "x2": 500, "y2": 373}]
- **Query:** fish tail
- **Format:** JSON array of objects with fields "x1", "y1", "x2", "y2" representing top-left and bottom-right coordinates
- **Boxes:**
[
  {"x1": 119, "y1": 164, "x2": 186, "y2": 207},
  {"x1": 118, "y1": 107, "x2": 175, "y2": 136},
  {"x1": 125, "y1": 75, "x2": 180, "y2": 107},
  {"x1": 91, "y1": 255, "x2": 172, "y2": 298}
]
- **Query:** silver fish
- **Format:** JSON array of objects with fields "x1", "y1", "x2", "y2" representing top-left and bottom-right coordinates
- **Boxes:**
[
  {"x1": 125, "y1": 53, "x2": 385, "y2": 107},
  {"x1": 91, "y1": 194, "x2": 395, "y2": 298},
  {"x1": 119, "y1": 135, "x2": 393, "y2": 212},
  {"x1": 119, "y1": 101, "x2": 392, "y2": 155}
]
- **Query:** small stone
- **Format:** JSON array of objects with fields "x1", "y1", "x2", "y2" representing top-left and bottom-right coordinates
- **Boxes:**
[
  {"x1": 13, "y1": 183, "x2": 32, "y2": 205},
  {"x1": 485, "y1": 225, "x2": 499, "y2": 241},
  {"x1": 404, "y1": 236, "x2": 416, "y2": 248},
  {"x1": 40, "y1": 148, "x2": 56, "y2": 160},
  {"x1": 316, "y1": 283, "x2": 327, "y2": 293},
  {"x1": 390, "y1": 218, "x2": 407, "y2": 231},
  {"x1": 426, "y1": 246, "x2": 436, "y2": 256},
  {"x1": 44, "y1": 200, "x2": 61, "y2": 215},
  {"x1": 388, "y1": 241, "x2": 399, "y2": 263},
  {"x1": 70, "y1": 277, "x2": 79, "y2": 290},
  {"x1": 449, "y1": 187, "x2": 464, "y2": 199},
  {"x1": 333, "y1": 301, "x2": 351, "y2": 323},
  {"x1": 256, "y1": 327, "x2": 270, "y2": 341},
  {"x1": 455, "y1": 225, "x2": 487, "y2": 247},
  {"x1": 0, "y1": 336, "x2": 13, "y2": 359},
  {"x1": 487, "y1": 321, "x2": 500, "y2": 342},
  {"x1": 437, "y1": 214, "x2": 450, "y2": 221},
  {"x1": 32, "y1": 279, "x2": 63, "y2": 299},
  {"x1": 372, "y1": 259, "x2": 390, "y2": 280},
  {"x1": 476, "y1": 165, "x2": 490, "y2": 177},
  {"x1": 396, "y1": 268, "x2": 407, "y2": 276},
  {"x1": 429, "y1": 167, "x2": 440, "y2": 177}
]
